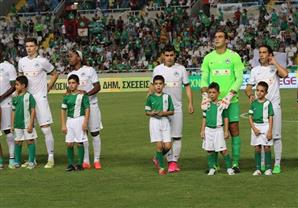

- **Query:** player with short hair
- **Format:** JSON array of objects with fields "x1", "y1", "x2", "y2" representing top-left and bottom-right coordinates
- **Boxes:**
[
  {"x1": 11, "y1": 76, "x2": 37, "y2": 169},
  {"x1": 18, "y1": 37, "x2": 58, "y2": 168},
  {"x1": 0, "y1": 43, "x2": 16, "y2": 169},
  {"x1": 149, "y1": 44, "x2": 194, "y2": 173},
  {"x1": 200, "y1": 29, "x2": 244, "y2": 173},
  {"x1": 200, "y1": 82, "x2": 234, "y2": 176},
  {"x1": 67, "y1": 49, "x2": 103, "y2": 170},
  {"x1": 61, "y1": 74, "x2": 90, "y2": 171},
  {"x1": 245, "y1": 45, "x2": 288, "y2": 174},
  {"x1": 248, "y1": 81, "x2": 274, "y2": 176},
  {"x1": 146, "y1": 75, "x2": 174, "y2": 175}
]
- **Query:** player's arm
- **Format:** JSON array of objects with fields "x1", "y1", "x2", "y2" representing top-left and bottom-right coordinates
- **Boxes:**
[
  {"x1": 185, "y1": 84, "x2": 194, "y2": 114},
  {"x1": 27, "y1": 107, "x2": 35, "y2": 133},
  {"x1": 82, "y1": 95, "x2": 90, "y2": 131},
  {"x1": 245, "y1": 84, "x2": 255, "y2": 103},
  {"x1": 223, "y1": 110, "x2": 229, "y2": 139},
  {"x1": 0, "y1": 81, "x2": 15, "y2": 103},
  {"x1": 10, "y1": 110, "x2": 15, "y2": 132},
  {"x1": 269, "y1": 56, "x2": 288, "y2": 78},
  {"x1": 48, "y1": 70, "x2": 59, "y2": 92},
  {"x1": 145, "y1": 96, "x2": 155, "y2": 116},
  {"x1": 61, "y1": 97, "x2": 68, "y2": 134},
  {"x1": 229, "y1": 54, "x2": 244, "y2": 94},
  {"x1": 88, "y1": 82, "x2": 100, "y2": 96},
  {"x1": 248, "y1": 105, "x2": 260, "y2": 136},
  {"x1": 267, "y1": 102, "x2": 274, "y2": 140},
  {"x1": 200, "y1": 56, "x2": 210, "y2": 110},
  {"x1": 200, "y1": 114, "x2": 206, "y2": 139},
  {"x1": 147, "y1": 84, "x2": 154, "y2": 96}
]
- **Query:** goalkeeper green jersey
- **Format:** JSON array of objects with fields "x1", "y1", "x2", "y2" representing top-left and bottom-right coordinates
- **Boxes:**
[
  {"x1": 12, "y1": 92, "x2": 36, "y2": 129},
  {"x1": 201, "y1": 49, "x2": 244, "y2": 103},
  {"x1": 61, "y1": 93, "x2": 90, "y2": 118}
]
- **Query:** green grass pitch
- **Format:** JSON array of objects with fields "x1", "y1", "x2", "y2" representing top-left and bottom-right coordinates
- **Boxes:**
[{"x1": 0, "y1": 89, "x2": 297, "y2": 208}]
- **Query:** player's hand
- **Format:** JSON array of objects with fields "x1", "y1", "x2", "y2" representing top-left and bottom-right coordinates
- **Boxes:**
[
  {"x1": 224, "y1": 131, "x2": 229, "y2": 140},
  {"x1": 201, "y1": 92, "x2": 210, "y2": 111},
  {"x1": 188, "y1": 103, "x2": 194, "y2": 114},
  {"x1": 268, "y1": 55, "x2": 277, "y2": 66},
  {"x1": 79, "y1": 90, "x2": 88, "y2": 95},
  {"x1": 11, "y1": 127, "x2": 14, "y2": 133},
  {"x1": 157, "y1": 111, "x2": 164, "y2": 117},
  {"x1": 27, "y1": 125, "x2": 33, "y2": 133},
  {"x1": 219, "y1": 92, "x2": 234, "y2": 110},
  {"x1": 200, "y1": 130, "x2": 205, "y2": 139},
  {"x1": 253, "y1": 127, "x2": 261, "y2": 136},
  {"x1": 266, "y1": 131, "x2": 273, "y2": 141},
  {"x1": 62, "y1": 126, "x2": 67, "y2": 134},
  {"x1": 248, "y1": 94, "x2": 255, "y2": 103},
  {"x1": 82, "y1": 123, "x2": 88, "y2": 132}
]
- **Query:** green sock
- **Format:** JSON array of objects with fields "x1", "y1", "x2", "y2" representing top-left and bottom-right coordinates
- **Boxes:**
[
  {"x1": 223, "y1": 154, "x2": 232, "y2": 169},
  {"x1": 77, "y1": 145, "x2": 84, "y2": 165},
  {"x1": 0, "y1": 157, "x2": 3, "y2": 165},
  {"x1": 255, "y1": 151, "x2": 261, "y2": 170},
  {"x1": 156, "y1": 151, "x2": 164, "y2": 169},
  {"x1": 265, "y1": 150, "x2": 272, "y2": 170},
  {"x1": 214, "y1": 152, "x2": 219, "y2": 167},
  {"x1": 15, "y1": 143, "x2": 22, "y2": 165},
  {"x1": 28, "y1": 143, "x2": 36, "y2": 163},
  {"x1": 67, "y1": 146, "x2": 74, "y2": 166},
  {"x1": 232, "y1": 136, "x2": 241, "y2": 166},
  {"x1": 207, "y1": 152, "x2": 215, "y2": 170}
]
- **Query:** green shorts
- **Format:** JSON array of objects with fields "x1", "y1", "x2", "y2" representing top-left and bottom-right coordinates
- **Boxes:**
[{"x1": 227, "y1": 102, "x2": 240, "y2": 122}]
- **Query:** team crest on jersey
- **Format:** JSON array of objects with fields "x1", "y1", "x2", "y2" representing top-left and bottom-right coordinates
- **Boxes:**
[
  {"x1": 225, "y1": 58, "x2": 231, "y2": 64},
  {"x1": 270, "y1": 68, "x2": 275, "y2": 73},
  {"x1": 34, "y1": 63, "x2": 40, "y2": 68},
  {"x1": 174, "y1": 71, "x2": 179, "y2": 77},
  {"x1": 81, "y1": 72, "x2": 86, "y2": 76}
]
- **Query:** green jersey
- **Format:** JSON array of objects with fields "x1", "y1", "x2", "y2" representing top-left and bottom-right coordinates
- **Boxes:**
[
  {"x1": 61, "y1": 93, "x2": 90, "y2": 118},
  {"x1": 248, "y1": 100, "x2": 274, "y2": 124},
  {"x1": 12, "y1": 92, "x2": 36, "y2": 129},
  {"x1": 201, "y1": 49, "x2": 244, "y2": 102},
  {"x1": 145, "y1": 93, "x2": 174, "y2": 114},
  {"x1": 203, "y1": 101, "x2": 228, "y2": 128}
]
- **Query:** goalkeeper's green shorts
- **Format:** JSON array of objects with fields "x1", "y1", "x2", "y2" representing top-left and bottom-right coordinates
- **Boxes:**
[{"x1": 227, "y1": 102, "x2": 240, "y2": 122}]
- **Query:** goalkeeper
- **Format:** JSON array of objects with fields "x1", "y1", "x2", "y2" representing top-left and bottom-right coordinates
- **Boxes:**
[{"x1": 200, "y1": 29, "x2": 244, "y2": 173}]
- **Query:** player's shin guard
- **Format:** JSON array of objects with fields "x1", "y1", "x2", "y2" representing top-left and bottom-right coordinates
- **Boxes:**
[
  {"x1": 77, "y1": 144, "x2": 84, "y2": 165},
  {"x1": 207, "y1": 152, "x2": 215, "y2": 170},
  {"x1": 28, "y1": 143, "x2": 36, "y2": 163},
  {"x1": 232, "y1": 136, "x2": 241, "y2": 167},
  {"x1": 255, "y1": 151, "x2": 261, "y2": 171},
  {"x1": 273, "y1": 139, "x2": 282, "y2": 166},
  {"x1": 223, "y1": 154, "x2": 232, "y2": 169},
  {"x1": 6, "y1": 133, "x2": 15, "y2": 159},
  {"x1": 41, "y1": 127, "x2": 54, "y2": 161},
  {"x1": 67, "y1": 146, "x2": 74, "y2": 166},
  {"x1": 92, "y1": 135, "x2": 101, "y2": 162},
  {"x1": 265, "y1": 151, "x2": 272, "y2": 170},
  {"x1": 156, "y1": 151, "x2": 164, "y2": 169},
  {"x1": 83, "y1": 141, "x2": 90, "y2": 163},
  {"x1": 214, "y1": 152, "x2": 219, "y2": 167},
  {"x1": 172, "y1": 139, "x2": 181, "y2": 162},
  {"x1": 15, "y1": 143, "x2": 22, "y2": 165}
]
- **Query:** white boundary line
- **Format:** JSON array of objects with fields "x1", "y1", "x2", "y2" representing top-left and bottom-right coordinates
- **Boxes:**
[{"x1": 240, "y1": 113, "x2": 298, "y2": 123}]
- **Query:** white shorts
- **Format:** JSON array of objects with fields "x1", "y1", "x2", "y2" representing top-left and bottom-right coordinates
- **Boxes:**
[
  {"x1": 88, "y1": 102, "x2": 103, "y2": 132},
  {"x1": 65, "y1": 116, "x2": 88, "y2": 143},
  {"x1": 33, "y1": 95, "x2": 53, "y2": 126},
  {"x1": 14, "y1": 128, "x2": 37, "y2": 141},
  {"x1": 272, "y1": 108, "x2": 281, "y2": 139},
  {"x1": 169, "y1": 111, "x2": 183, "y2": 138},
  {"x1": 250, "y1": 123, "x2": 273, "y2": 146},
  {"x1": 149, "y1": 117, "x2": 171, "y2": 143},
  {"x1": 202, "y1": 127, "x2": 227, "y2": 152},
  {"x1": 0, "y1": 106, "x2": 12, "y2": 131}
]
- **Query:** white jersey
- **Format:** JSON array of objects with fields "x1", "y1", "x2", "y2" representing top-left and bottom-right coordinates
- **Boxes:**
[
  {"x1": 68, "y1": 65, "x2": 99, "y2": 104},
  {"x1": 152, "y1": 63, "x2": 189, "y2": 112},
  {"x1": 247, "y1": 65, "x2": 281, "y2": 108},
  {"x1": 18, "y1": 56, "x2": 54, "y2": 96},
  {"x1": 0, "y1": 61, "x2": 17, "y2": 107}
]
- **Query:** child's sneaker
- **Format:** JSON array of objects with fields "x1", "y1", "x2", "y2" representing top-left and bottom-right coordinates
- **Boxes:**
[
  {"x1": 75, "y1": 164, "x2": 84, "y2": 171},
  {"x1": 264, "y1": 169, "x2": 272, "y2": 176},
  {"x1": 82, "y1": 162, "x2": 91, "y2": 169},
  {"x1": 0, "y1": 163, "x2": 3, "y2": 170},
  {"x1": 27, "y1": 162, "x2": 35, "y2": 170},
  {"x1": 272, "y1": 165, "x2": 281, "y2": 174},
  {"x1": 8, "y1": 159, "x2": 16, "y2": 169},
  {"x1": 207, "y1": 168, "x2": 216, "y2": 176},
  {"x1": 227, "y1": 168, "x2": 235, "y2": 175},
  {"x1": 232, "y1": 165, "x2": 240, "y2": 174},
  {"x1": 252, "y1": 170, "x2": 262, "y2": 176},
  {"x1": 22, "y1": 160, "x2": 37, "y2": 168},
  {"x1": 94, "y1": 161, "x2": 102, "y2": 170},
  {"x1": 158, "y1": 168, "x2": 167, "y2": 175},
  {"x1": 44, "y1": 160, "x2": 54, "y2": 169},
  {"x1": 167, "y1": 162, "x2": 176, "y2": 173},
  {"x1": 65, "y1": 165, "x2": 76, "y2": 172},
  {"x1": 152, "y1": 157, "x2": 159, "y2": 170}
]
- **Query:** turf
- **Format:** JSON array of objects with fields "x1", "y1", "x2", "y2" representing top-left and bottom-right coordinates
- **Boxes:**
[{"x1": 0, "y1": 89, "x2": 297, "y2": 208}]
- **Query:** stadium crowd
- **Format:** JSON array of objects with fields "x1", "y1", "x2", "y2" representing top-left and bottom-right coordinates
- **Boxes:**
[{"x1": 0, "y1": 1, "x2": 297, "y2": 73}]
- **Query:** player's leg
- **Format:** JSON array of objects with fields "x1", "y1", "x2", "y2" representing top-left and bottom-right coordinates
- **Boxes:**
[
  {"x1": 74, "y1": 117, "x2": 88, "y2": 171},
  {"x1": 66, "y1": 142, "x2": 75, "y2": 171},
  {"x1": 253, "y1": 145, "x2": 262, "y2": 176},
  {"x1": 272, "y1": 108, "x2": 282, "y2": 174},
  {"x1": 34, "y1": 95, "x2": 54, "y2": 167},
  {"x1": 90, "y1": 131, "x2": 101, "y2": 169},
  {"x1": 264, "y1": 145, "x2": 272, "y2": 175},
  {"x1": 0, "y1": 142, "x2": 3, "y2": 169},
  {"x1": 14, "y1": 129, "x2": 24, "y2": 168},
  {"x1": 155, "y1": 141, "x2": 166, "y2": 174},
  {"x1": 228, "y1": 102, "x2": 241, "y2": 173},
  {"x1": 26, "y1": 139, "x2": 36, "y2": 169},
  {"x1": 65, "y1": 119, "x2": 76, "y2": 171},
  {"x1": 76, "y1": 142, "x2": 84, "y2": 171}
]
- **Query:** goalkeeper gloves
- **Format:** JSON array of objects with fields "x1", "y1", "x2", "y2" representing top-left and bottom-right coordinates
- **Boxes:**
[
  {"x1": 201, "y1": 92, "x2": 211, "y2": 111},
  {"x1": 219, "y1": 92, "x2": 235, "y2": 110}
]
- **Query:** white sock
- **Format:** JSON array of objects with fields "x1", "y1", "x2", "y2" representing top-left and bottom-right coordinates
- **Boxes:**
[
  {"x1": 83, "y1": 141, "x2": 90, "y2": 163},
  {"x1": 92, "y1": 135, "x2": 101, "y2": 162},
  {"x1": 166, "y1": 148, "x2": 173, "y2": 162},
  {"x1": 172, "y1": 140, "x2": 182, "y2": 162},
  {"x1": 273, "y1": 139, "x2": 282, "y2": 166},
  {"x1": 261, "y1": 147, "x2": 265, "y2": 167},
  {"x1": 41, "y1": 127, "x2": 54, "y2": 161},
  {"x1": 6, "y1": 133, "x2": 15, "y2": 159}
]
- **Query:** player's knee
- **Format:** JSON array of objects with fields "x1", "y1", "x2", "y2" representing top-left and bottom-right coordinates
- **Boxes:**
[
  {"x1": 264, "y1": 146, "x2": 271, "y2": 152},
  {"x1": 229, "y1": 122, "x2": 239, "y2": 136},
  {"x1": 164, "y1": 142, "x2": 172, "y2": 150},
  {"x1": 156, "y1": 142, "x2": 163, "y2": 151},
  {"x1": 220, "y1": 150, "x2": 227, "y2": 156},
  {"x1": 67, "y1": 142, "x2": 74, "y2": 147},
  {"x1": 41, "y1": 126, "x2": 52, "y2": 134},
  {"x1": 172, "y1": 137, "x2": 181, "y2": 141},
  {"x1": 90, "y1": 131, "x2": 99, "y2": 137},
  {"x1": 255, "y1": 145, "x2": 262, "y2": 152},
  {"x1": 27, "y1": 139, "x2": 35, "y2": 144},
  {"x1": 3, "y1": 129, "x2": 11, "y2": 134}
]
